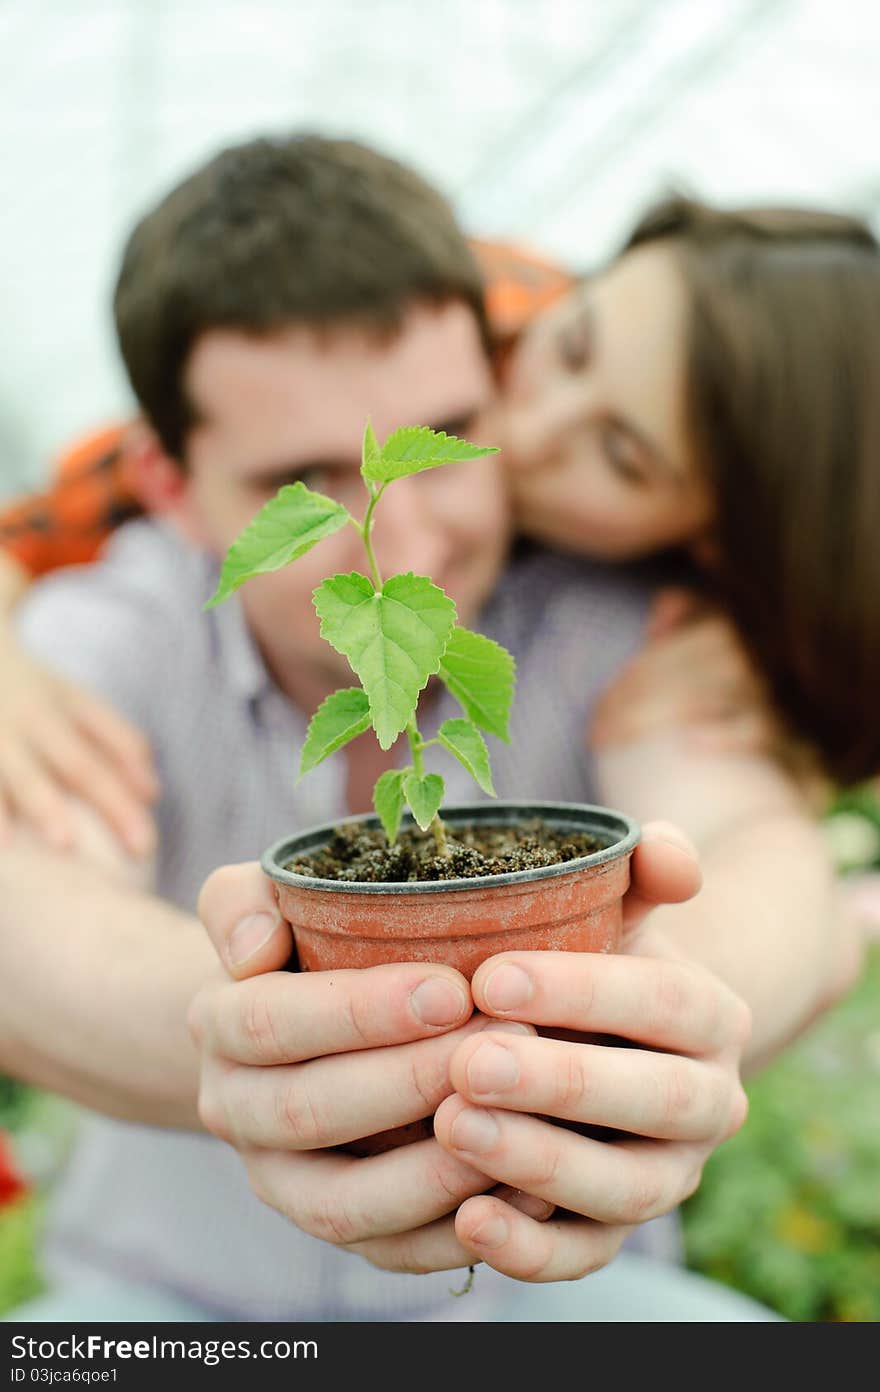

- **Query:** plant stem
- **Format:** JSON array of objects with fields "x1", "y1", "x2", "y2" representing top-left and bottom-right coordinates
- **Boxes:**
[
  {"x1": 407, "y1": 722, "x2": 450, "y2": 857},
  {"x1": 406, "y1": 722, "x2": 425, "y2": 776},
  {"x1": 360, "y1": 486, "x2": 385, "y2": 590},
  {"x1": 430, "y1": 813, "x2": 450, "y2": 857},
  {"x1": 364, "y1": 475, "x2": 450, "y2": 859},
  {"x1": 450, "y1": 1265, "x2": 475, "y2": 1297}
]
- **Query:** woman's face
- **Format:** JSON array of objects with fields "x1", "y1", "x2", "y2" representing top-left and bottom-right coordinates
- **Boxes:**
[{"x1": 498, "y1": 242, "x2": 715, "y2": 559}]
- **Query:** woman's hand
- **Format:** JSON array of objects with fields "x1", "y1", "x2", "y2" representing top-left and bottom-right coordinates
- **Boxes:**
[
  {"x1": 590, "y1": 586, "x2": 779, "y2": 756},
  {"x1": 0, "y1": 632, "x2": 158, "y2": 856}
]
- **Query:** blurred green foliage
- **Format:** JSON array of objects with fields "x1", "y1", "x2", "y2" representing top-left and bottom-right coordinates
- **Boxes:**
[
  {"x1": 0, "y1": 1196, "x2": 44, "y2": 1313},
  {"x1": 682, "y1": 944, "x2": 880, "y2": 1321}
]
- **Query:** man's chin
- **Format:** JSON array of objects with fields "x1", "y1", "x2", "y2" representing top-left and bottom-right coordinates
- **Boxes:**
[{"x1": 443, "y1": 556, "x2": 510, "y2": 629}]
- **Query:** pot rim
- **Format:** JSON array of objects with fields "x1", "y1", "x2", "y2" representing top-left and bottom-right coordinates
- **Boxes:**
[{"x1": 262, "y1": 799, "x2": 640, "y2": 895}]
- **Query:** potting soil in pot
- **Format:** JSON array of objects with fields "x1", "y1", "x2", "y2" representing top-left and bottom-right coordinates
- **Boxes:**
[{"x1": 286, "y1": 817, "x2": 605, "y2": 883}]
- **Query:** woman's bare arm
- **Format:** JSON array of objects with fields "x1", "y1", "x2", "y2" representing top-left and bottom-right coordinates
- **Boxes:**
[{"x1": 597, "y1": 734, "x2": 863, "y2": 1074}]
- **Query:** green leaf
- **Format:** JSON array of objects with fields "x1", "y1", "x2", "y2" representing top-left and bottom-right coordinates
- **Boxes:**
[
  {"x1": 438, "y1": 627, "x2": 516, "y2": 742},
  {"x1": 298, "y1": 688, "x2": 371, "y2": 781},
  {"x1": 313, "y1": 572, "x2": 457, "y2": 749},
  {"x1": 403, "y1": 772, "x2": 445, "y2": 831},
  {"x1": 205, "y1": 482, "x2": 352, "y2": 608},
  {"x1": 374, "y1": 768, "x2": 406, "y2": 843},
  {"x1": 361, "y1": 424, "x2": 499, "y2": 486},
  {"x1": 361, "y1": 419, "x2": 382, "y2": 484},
  {"x1": 437, "y1": 718, "x2": 496, "y2": 796}
]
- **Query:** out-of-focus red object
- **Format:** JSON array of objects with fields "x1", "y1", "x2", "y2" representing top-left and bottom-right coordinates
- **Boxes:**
[{"x1": 0, "y1": 1129, "x2": 28, "y2": 1208}]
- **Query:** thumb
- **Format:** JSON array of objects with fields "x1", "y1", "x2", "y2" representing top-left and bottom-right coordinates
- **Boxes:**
[
  {"x1": 197, "y1": 861, "x2": 295, "y2": 980},
  {"x1": 622, "y1": 820, "x2": 702, "y2": 932}
]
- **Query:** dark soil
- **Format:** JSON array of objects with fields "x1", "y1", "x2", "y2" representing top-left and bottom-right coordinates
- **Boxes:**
[{"x1": 285, "y1": 817, "x2": 605, "y2": 883}]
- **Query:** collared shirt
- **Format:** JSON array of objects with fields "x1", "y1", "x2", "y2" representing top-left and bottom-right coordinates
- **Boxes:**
[{"x1": 16, "y1": 519, "x2": 677, "y2": 1321}]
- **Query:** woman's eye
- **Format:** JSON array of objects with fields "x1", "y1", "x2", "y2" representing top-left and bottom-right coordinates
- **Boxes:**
[
  {"x1": 555, "y1": 315, "x2": 592, "y2": 372},
  {"x1": 600, "y1": 425, "x2": 647, "y2": 485}
]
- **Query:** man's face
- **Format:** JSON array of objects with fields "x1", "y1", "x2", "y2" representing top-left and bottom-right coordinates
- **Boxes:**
[{"x1": 179, "y1": 302, "x2": 509, "y2": 707}]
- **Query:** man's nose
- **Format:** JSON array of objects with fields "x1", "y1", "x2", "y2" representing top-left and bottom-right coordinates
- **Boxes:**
[{"x1": 369, "y1": 476, "x2": 452, "y2": 583}]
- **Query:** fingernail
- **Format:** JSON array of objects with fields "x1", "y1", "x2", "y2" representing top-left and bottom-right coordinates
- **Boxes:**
[
  {"x1": 482, "y1": 1020, "x2": 532, "y2": 1036},
  {"x1": 467, "y1": 1039, "x2": 519, "y2": 1095},
  {"x1": 451, "y1": 1107, "x2": 500, "y2": 1154},
  {"x1": 505, "y1": 1191, "x2": 555, "y2": 1221},
  {"x1": 228, "y1": 912, "x2": 280, "y2": 967},
  {"x1": 647, "y1": 822, "x2": 698, "y2": 858},
  {"x1": 410, "y1": 978, "x2": 468, "y2": 1027},
  {"x1": 469, "y1": 1213, "x2": 509, "y2": 1249},
  {"x1": 483, "y1": 963, "x2": 532, "y2": 1012}
]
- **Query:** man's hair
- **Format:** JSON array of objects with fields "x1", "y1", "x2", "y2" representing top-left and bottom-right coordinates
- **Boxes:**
[{"x1": 113, "y1": 134, "x2": 489, "y2": 460}]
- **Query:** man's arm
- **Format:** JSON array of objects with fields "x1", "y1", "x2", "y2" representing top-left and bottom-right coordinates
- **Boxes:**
[
  {"x1": 597, "y1": 734, "x2": 864, "y2": 1073},
  {"x1": 0, "y1": 839, "x2": 210, "y2": 1126}
]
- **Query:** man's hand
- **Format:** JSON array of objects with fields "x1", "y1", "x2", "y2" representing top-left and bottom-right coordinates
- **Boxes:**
[
  {"x1": 432, "y1": 910, "x2": 751, "y2": 1281},
  {"x1": 188, "y1": 824, "x2": 750, "y2": 1280},
  {"x1": 0, "y1": 634, "x2": 158, "y2": 856},
  {"x1": 190, "y1": 862, "x2": 515, "y2": 1264}
]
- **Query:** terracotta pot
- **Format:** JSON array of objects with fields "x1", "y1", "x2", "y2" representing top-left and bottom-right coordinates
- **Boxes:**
[
  {"x1": 262, "y1": 801, "x2": 640, "y2": 979},
  {"x1": 261, "y1": 801, "x2": 639, "y2": 1154}
]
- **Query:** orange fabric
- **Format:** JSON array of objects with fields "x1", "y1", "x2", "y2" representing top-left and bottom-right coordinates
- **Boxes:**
[
  {"x1": 472, "y1": 237, "x2": 574, "y2": 345},
  {"x1": 0, "y1": 424, "x2": 140, "y2": 576},
  {"x1": 0, "y1": 240, "x2": 574, "y2": 579}
]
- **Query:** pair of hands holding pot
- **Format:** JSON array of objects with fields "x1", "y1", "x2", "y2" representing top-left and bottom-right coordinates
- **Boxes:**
[{"x1": 188, "y1": 822, "x2": 751, "y2": 1284}]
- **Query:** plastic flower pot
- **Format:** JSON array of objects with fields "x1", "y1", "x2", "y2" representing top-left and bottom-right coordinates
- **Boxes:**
[
  {"x1": 262, "y1": 800, "x2": 640, "y2": 980},
  {"x1": 262, "y1": 801, "x2": 638, "y2": 1154}
]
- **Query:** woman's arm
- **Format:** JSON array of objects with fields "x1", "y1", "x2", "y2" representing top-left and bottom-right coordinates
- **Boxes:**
[
  {"x1": 0, "y1": 432, "x2": 156, "y2": 853},
  {"x1": 597, "y1": 734, "x2": 864, "y2": 1074},
  {"x1": 0, "y1": 621, "x2": 159, "y2": 855}
]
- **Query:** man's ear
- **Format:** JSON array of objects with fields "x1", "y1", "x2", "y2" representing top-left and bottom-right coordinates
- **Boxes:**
[
  {"x1": 124, "y1": 424, "x2": 210, "y2": 547},
  {"x1": 125, "y1": 425, "x2": 188, "y2": 515}
]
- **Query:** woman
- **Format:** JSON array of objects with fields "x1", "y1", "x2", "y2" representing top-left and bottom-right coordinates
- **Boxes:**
[
  {"x1": 2, "y1": 195, "x2": 880, "y2": 843},
  {"x1": 498, "y1": 195, "x2": 880, "y2": 796}
]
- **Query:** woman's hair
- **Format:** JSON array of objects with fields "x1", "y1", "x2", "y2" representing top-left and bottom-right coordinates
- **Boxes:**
[{"x1": 621, "y1": 194, "x2": 880, "y2": 786}]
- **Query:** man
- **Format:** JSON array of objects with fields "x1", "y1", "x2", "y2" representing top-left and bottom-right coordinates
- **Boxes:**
[
  {"x1": 0, "y1": 134, "x2": 850, "y2": 1321},
  {"x1": 0, "y1": 241, "x2": 572, "y2": 856}
]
